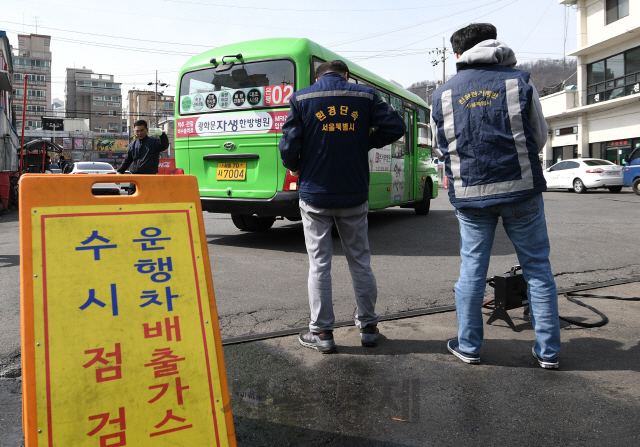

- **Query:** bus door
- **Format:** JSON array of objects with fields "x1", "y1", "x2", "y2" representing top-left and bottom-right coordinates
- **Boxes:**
[{"x1": 403, "y1": 108, "x2": 415, "y2": 202}]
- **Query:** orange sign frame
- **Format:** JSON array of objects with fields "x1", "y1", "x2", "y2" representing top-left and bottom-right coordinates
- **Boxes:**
[{"x1": 19, "y1": 174, "x2": 236, "y2": 446}]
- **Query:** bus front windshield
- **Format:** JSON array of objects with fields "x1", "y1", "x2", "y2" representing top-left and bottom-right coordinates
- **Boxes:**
[{"x1": 179, "y1": 59, "x2": 295, "y2": 115}]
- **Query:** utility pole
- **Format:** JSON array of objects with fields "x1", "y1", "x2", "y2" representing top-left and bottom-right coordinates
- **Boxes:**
[
  {"x1": 429, "y1": 37, "x2": 451, "y2": 86},
  {"x1": 147, "y1": 71, "x2": 168, "y2": 128}
]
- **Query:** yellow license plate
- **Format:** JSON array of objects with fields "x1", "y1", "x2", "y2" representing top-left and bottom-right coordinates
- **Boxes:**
[{"x1": 216, "y1": 162, "x2": 246, "y2": 180}]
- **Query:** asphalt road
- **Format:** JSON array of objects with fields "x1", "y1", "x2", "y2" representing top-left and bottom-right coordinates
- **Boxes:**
[{"x1": 1, "y1": 187, "x2": 639, "y2": 445}]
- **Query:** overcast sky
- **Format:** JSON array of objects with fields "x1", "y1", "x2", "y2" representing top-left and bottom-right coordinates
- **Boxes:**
[{"x1": 2, "y1": 0, "x2": 576, "y2": 105}]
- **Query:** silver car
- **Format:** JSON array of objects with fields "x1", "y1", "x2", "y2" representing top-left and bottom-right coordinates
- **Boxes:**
[
  {"x1": 543, "y1": 158, "x2": 624, "y2": 194},
  {"x1": 69, "y1": 162, "x2": 121, "y2": 195}
]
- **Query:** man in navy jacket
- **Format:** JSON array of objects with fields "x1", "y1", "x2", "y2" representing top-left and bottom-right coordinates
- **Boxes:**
[
  {"x1": 431, "y1": 24, "x2": 560, "y2": 369},
  {"x1": 117, "y1": 119, "x2": 169, "y2": 194},
  {"x1": 279, "y1": 60, "x2": 405, "y2": 353}
]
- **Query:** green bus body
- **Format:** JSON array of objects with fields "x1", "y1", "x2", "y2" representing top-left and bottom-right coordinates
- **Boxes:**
[{"x1": 175, "y1": 38, "x2": 438, "y2": 228}]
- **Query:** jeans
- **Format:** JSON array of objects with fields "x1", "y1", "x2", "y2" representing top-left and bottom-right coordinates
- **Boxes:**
[
  {"x1": 299, "y1": 200, "x2": 378, "y2": 332},
  {"x1": 454, "y1": 193, "x2": 560, "y2": 360}
]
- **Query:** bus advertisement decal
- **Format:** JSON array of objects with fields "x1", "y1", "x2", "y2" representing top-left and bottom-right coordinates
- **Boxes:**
[
  {"x1": 176, "y1": 111, "x2": 288, "y2": 138},
  {"x1": 180, "y1": 85, "x2": 293, "y2": 114}
]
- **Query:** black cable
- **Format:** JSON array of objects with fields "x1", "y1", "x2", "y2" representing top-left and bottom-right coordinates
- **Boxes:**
[{"x1": 559, "y1": 291, "x2": 640, "y2": 328}]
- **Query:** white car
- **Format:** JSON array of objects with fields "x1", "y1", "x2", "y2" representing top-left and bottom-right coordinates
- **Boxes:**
[
  {"x1": 69, "y1": 162, "x2": 121, "y2": 195},
  {"x1": 543, "y1": 158, "x2": 624, "y2": 194}
]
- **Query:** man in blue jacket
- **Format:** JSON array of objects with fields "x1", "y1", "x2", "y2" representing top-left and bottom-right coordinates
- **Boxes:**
[
  {"x1": 279, "y1": 60, "x2": 405, "y2": 353},
  {"x1": 431, "y1": 24, "x2": 560, "y2": 369}
]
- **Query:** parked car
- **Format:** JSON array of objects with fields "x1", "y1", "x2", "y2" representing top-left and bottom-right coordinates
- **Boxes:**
[
  {"x1": 69, "y1": 162, "x2": 121, "y2": 195},
  {"x1": 543, "y1": 158, "x2": 623, "y2": 194},
  {"x1": 119, "y1": 170, "x2": 131, "y2": 191},
  {"x1": 622, "y1": 146, "x2": 640, "y2": 195}
]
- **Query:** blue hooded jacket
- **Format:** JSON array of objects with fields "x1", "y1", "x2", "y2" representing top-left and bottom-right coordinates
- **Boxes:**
[
  {"x1": 279, "y1": 72, "x2": 406, "y2": 208},
  {"x1": 430, "y1": 40, "x2": 548, "y2": 208}
]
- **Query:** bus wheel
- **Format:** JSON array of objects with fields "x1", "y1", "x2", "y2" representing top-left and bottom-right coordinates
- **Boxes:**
[
  {"x1": 607, "y1": 186, "x2": 623, "y2": 193},
  {"x1": 240, "y1": 214, "x2": 276, "y2": 232},
  {"x1": 231, "y1": 213, "x2": 250, "y2": 231},
  {"x1": 632, "y1": 178, "x2": 640, "y2": 195},
  {"x1": 415, "y1": 183, "x2": 431, "y2": 216}
]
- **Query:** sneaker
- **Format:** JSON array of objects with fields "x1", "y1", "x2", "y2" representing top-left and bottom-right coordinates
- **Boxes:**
[
  {"x1": 447, "y1": 339, "x2": 480, "y2": 364},
  {"x1": 360, "y1": 325, "x2": 380, "y2": 347},
  {"x1": 299, "y1": 330, "x2": 336, "y2": 354},
  {"x1": 532, "y1": 347, "x2": 559, "y2": 369}
]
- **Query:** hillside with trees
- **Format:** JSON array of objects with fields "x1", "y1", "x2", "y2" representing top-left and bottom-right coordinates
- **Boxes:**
[{"x1": 407, "y1": 58, "x2": 577, "y2": 104}]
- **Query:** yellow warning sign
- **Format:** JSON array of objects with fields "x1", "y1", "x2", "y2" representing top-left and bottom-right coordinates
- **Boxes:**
[{"x1": 20, "y1": 175, "x2": 236, "y2": 446}]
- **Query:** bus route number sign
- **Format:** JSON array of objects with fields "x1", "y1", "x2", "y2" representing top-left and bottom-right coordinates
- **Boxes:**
[{"x1": 216, "y1": 162, "x2": 246, "y2": 181}]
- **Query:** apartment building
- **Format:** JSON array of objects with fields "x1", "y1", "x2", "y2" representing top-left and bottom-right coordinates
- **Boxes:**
[
  {"x1": 126, "y1": 89, "x2": 174, "y2": 134},
  {"x1": 12, "y1": 33, "x2": 52, "y2": 131},
  {"x1": 541, "y1": 0, "x2": 640, "y2": 166},
  {"x1": 65, "y1": 68, "x2": 122, "y2": 132},
  {"x1": 1, "y1": 30, "x2": 19, "y2": 171}
]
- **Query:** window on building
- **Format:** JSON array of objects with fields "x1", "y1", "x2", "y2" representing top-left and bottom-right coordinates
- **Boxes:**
[
  {"x1": 109, "y1": 110, "x2": 117, "y2": 116},
  {"x1": 13, "y1": 88, "x2": 24, "y2": 96},
  {"x1": 164, "y1": 102, "x2": 174, "y2": 110},
  {"x1": 107, "y1": 103, "x2": 121, "y2": 107},
  {"x1": 606, "y1": 0, "x2": 629, "y2": 25},
  {"x1": 93, "y1": 101, "x2": 104, "y2": 106},
  {"x1": 94, "y1": 95, "x2": 103, "y2": 100},
  {"x1": 14, "y1": 105, "x2": 23, "y2": 112},
  {"x1": 27, "y1": 90, "x2": 46, "y2": 97},
  {"x1": 587, "y1": 44, "x2": 640, "y2": 104},
  {"x1": 27, "y1": 120, "x2": 42, "y2": 128},
  {"x1": 108, "y1": 123, "x2": 118, "y2": 130}
]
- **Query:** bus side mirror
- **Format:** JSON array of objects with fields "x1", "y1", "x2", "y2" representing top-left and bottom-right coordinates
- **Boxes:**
[{"x1": 624, "y1": 155, "x2": 630, "y2": 162}]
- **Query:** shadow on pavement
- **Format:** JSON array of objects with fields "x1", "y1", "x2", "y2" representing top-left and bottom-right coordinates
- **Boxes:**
[{"x1": 207, "y1": 208, "x2": 519, "y2": 258}]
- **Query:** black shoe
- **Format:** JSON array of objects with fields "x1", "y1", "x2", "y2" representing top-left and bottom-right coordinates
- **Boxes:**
[
  {"x1": 447, "y1": 339, "x2": 480, "y2": 364},
  {"x1": 532, "y1": 347, "x2": 559, "y2": 369},
  {"x1": 360, "y1": 324, "x2": 380, "y2": 347},
  {"x1": 299, "y1": 330, "x2": 336, "y2": 354}
]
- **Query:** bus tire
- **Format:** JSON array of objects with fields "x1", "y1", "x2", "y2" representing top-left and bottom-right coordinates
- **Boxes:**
[
  {"x1": 607, "y1": 186, "x2": 622, "y2": 193},
  {"x1": 632, "y1": 178, "x2": 640, "y2": 195},
  {"x1": 231, "y1": 213, "x2": 250, "y2": 231},
  {"x1": 415, "y1": 183, "x2": 431, "y2": 216},
  {"x1": 242, "y1": 215, "x2": 276, "y2": 232}
]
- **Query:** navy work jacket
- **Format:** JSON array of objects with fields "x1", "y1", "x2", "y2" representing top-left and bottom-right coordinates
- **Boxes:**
[
  {"x1": 279, "y1": 72, "x2": 406, "y2": 208},
  {"x1": 119, "y1": 133, "x2": 169, "y2": 175},
  {"x1": 431, "y1": 64, "x2": 547, "y2": 208}
]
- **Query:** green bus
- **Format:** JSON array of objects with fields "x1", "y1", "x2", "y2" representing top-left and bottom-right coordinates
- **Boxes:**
[{"x1": 175, "y1": 37, "x2": 438, "y2": 231}]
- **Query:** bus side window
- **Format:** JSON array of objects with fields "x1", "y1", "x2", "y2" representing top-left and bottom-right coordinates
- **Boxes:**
[
  {"x1": 389, "y1": 95, "x2": 403, "y2": 113},
  {"x1": 377, "y1": 90, "x2": 390, "y2": 104},
  {"x1": 310, "y1": 56, "x2": 325, "y2": 84}
]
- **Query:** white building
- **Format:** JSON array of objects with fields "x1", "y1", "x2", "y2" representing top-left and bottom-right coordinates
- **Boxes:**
[{"x1": 541, "y1": 0, "x2": 640, "y2": 167}]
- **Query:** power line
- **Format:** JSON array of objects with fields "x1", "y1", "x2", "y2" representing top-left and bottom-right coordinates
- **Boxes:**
[
  {"x1": 160, "y1": 0, "x2": 483, "y2": 12},
  {"x1": 355, "y1": 0, "x2": 521, "y2": 63},
  {"x1": 329, "y1": 0, "x2": 506, "y2": 48},
  {"x1": 0, "y1": 19, "x2": 214, "y2": 48}
]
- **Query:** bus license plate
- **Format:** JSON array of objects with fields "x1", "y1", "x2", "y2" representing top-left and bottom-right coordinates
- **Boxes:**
[{"x1": 216, "y1": 162, "x2": 246, "y2": 180}]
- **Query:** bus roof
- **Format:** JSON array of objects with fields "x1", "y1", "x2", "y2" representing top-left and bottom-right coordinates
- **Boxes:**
[{"x1": 180, "y1": 37, "x2": 429, "y2": 110}]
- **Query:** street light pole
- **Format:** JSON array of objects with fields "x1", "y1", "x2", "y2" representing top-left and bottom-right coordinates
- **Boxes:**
[{"x1": 148, "y1": 71, "x2": 169, "y2": 128}]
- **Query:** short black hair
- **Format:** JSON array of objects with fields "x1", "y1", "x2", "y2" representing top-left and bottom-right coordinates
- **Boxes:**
[
  {"x1": 316, "y1": 60, "x2": 349, "y2": 78},
  {"x1": 134, "y1": 119, "x2": 148, "y2": 128},
  {"x1": 450, "y1": 23, "x2": 497, "y2": 55},
  {"x1": 59, "y1": 155, "x2": 65, "y2": 160}
]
